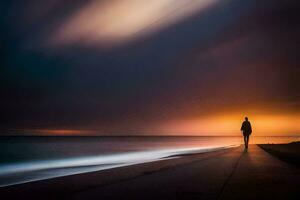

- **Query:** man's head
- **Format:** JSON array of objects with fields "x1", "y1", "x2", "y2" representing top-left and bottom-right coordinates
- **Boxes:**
[{"x1": 245, "y1": 117, "x2": 248, "y2": 121}]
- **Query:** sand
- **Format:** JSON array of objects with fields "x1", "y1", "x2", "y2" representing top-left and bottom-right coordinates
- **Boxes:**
[{"x1": 259, "y1": 142, "x2": 300, "y2": 167}]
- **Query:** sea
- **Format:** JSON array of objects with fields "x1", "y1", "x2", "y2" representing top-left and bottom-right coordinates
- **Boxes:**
[{"x1": 0, "y1": 136, "x2": 299, "y2": 187}]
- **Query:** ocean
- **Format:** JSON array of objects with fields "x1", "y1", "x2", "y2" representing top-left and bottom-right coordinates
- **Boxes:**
[{"x1": 0, "y1": 136, "x2": 299, "y2": 187}]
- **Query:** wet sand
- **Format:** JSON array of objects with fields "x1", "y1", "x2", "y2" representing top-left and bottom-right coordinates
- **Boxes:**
[{"x1": 1, "y1": 145, "x2": 299, "y2": 200}]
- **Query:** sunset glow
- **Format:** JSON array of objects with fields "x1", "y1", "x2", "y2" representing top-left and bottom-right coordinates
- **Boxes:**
[
  {"x1": 13, "y1": 112, "x2": 299, "y2": 136},
  {"x1": 161, "y1": 113, "x2": 300, "y2": 136},
  {"x1": 1, "y1": 0, "x2": 299, "y2": 136}
]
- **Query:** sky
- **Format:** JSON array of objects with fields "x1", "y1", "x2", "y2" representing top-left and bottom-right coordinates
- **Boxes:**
[{"x1": 1, "y1": 0, "x2": 299, "y2": 136}]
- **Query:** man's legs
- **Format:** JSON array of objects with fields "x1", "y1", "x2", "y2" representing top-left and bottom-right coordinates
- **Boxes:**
[
  {"x1": 246, "y1": 135, "x2": 249, "y2": 148},
  {"x1": 245, "y1": 135, "x2": 249, "y2": 149},
  {"x1": 244, "y1": 135, "x2": 247, "y2": 148}
]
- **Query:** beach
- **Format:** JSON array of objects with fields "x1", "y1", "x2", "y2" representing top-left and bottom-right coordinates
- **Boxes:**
[
  {"x1": 1, "y1": 144, "x2": 299, "y2": 200},
  {"x1": 2, "y1": 0, "x2": 299, "y2": 199}
]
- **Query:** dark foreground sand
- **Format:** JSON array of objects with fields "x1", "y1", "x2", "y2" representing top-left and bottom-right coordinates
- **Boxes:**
[
  {"x1": 259, "y1": 142, "x2": 300, "y2": 167},
  {"x1": 1, "y1": 145, "x2": 300, "y2": 200}
]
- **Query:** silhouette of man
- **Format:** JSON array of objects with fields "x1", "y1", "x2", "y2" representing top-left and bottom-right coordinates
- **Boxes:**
[{"x1": 241, "y1": 117, "x2": 252, "y2": 149}]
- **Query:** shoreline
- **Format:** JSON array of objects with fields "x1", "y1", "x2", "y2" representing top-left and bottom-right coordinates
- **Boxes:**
[
  {"x1": 1, "y1": 143, "x2": 300, "y2": 199},
  {"x1": 0, "y1": 145, "x2": 237, "y2": 187},
  {"x1": 0, "y1": 146, "x2": 237, "y2": 199}
]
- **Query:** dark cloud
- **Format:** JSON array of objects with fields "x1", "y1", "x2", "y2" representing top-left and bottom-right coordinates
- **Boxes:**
[{"x1": 1, "y1": 0, "x2": 299, "y2": 133}]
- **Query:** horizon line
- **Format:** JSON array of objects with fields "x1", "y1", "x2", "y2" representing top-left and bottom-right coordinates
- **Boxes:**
[{"x1": 0, "y1": 134, "x2": 299, "y2": 137}]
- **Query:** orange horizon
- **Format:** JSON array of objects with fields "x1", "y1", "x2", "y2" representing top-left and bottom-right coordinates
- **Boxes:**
[
  {"x1": 6, "y1": 112, "x2": 300, "y2": 137},
  {"x1": 159, "y1": 113, "x2": 300, "y2": 136}
]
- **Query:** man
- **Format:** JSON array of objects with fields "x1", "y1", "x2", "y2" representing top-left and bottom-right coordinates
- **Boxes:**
[{"x1": 241, "y1": 117, "x2": 252, "y2": 149}]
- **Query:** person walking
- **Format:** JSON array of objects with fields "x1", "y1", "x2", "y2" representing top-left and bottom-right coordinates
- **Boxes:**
[{"x1": 241, "y1": 117, "x2": 252, "y2": 149}]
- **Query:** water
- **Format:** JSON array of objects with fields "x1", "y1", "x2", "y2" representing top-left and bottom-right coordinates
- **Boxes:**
[{"x1": 0, "y1": 136, "x2": 299, "y2": 187}]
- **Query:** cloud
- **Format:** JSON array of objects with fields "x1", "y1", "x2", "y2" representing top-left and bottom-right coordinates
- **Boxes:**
[
  {"x1": 51, "y1": 0, "x2": 216, "y2": 47},
  {"x1": 1, "y1": 0, "x2": 299, "y2": 135}
]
